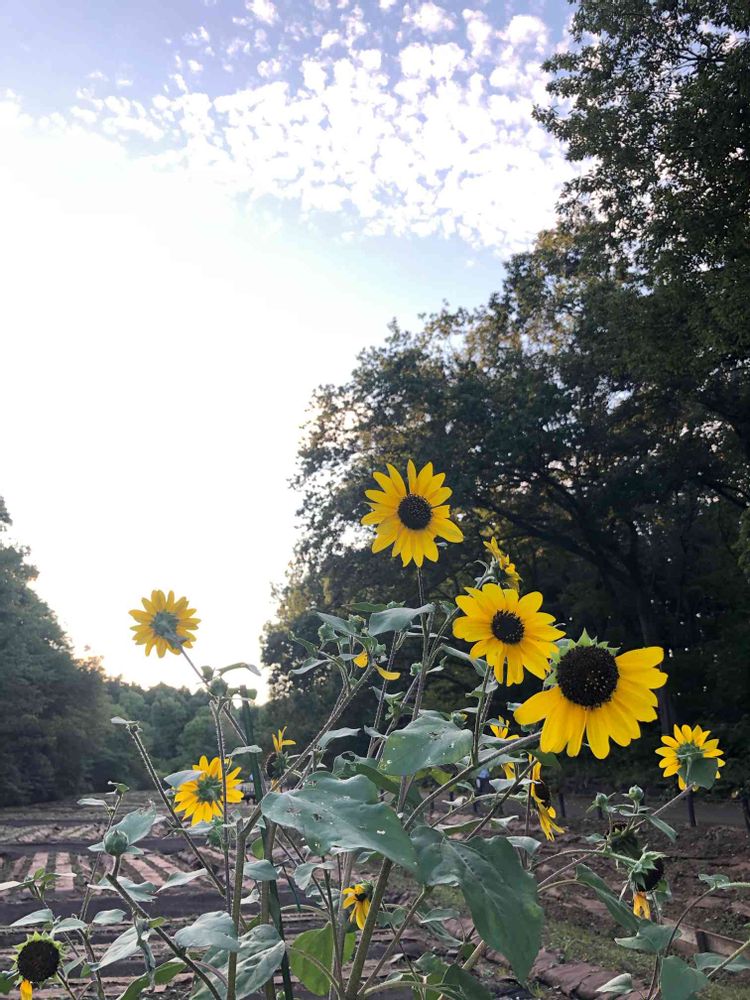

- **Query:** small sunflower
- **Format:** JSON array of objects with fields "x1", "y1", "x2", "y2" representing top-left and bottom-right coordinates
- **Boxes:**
[
  {"x1": 514, "y1": 635, "x2": 667, "y2": 759},
  {"x1": 354, "y1": 648, "x2": 401, "y2": 681},
  {"x1": 529, "y1": 762, "x2": 564, "y2": 841},
  {"x1": 453, "y1": 585, "x2": 564, "y2": 685},
  {"x1": 342, "y1": 882, "x2": 373, "y2": 930},
  {"x1": 362, "y1": 460, "x2": 463, "y2": 567},
  {"x1": 483, "y1": 538, "x2": 521, "y2": 590},
  {"x1": 272, "y1": 727, "x2": 296, "y2": 755},
  {"x1": 129, "y1": 589, "x2": 200, "y2": 657},
  {"x1": 489, "y1": 720, "x2": 519, "y2": 780},
  {"x1": 266, "y1": 727, "x2": 296, "y2": 786},
  {"x1": 14, "y1": 934, "x2": 63, "y2": 998},
  {"x1": 174, "y1": 755, "x2": 243, "y2": 825},
  {"x1": 656, "y1": 724, "x2": 725, "y2": 790}
]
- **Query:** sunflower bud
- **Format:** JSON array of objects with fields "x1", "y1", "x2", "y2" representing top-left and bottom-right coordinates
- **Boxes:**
[{"x1": 103, "y1": 830, "x2": 129, "y2": 856}]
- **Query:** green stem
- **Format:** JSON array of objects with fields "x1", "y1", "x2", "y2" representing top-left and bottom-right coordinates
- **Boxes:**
[
  {"x1": 345, "y1": 859, "x2": 393, "y2": 999},
  {"x1": 211, "y1": 702, "x2": 233, "y2": 916}
]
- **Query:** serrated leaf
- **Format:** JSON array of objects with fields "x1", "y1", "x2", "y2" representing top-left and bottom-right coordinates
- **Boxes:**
[
  {"x1": 91, "y1": 908, "x2": 127, "y2": 925},
  {"x1": 10, "y1": 908, "x2": 54, "y2": 928},
  {"x1": 289, "y1": 923, "x2": 356, "y2": 996},
  {"x1": 660, "y1": 956, "x2": 708, "y2": 1000},
  {"x1": 116, "y1": 960, "x2": 185, "y2": 1000},
  {"x1": 379, "y1": 711, "x2": 472, "y2": 776},
  {"x1": 243, "y1": 860, "x2": 279, "y2": 881},
  {"x1": 413, "y1": 827, "x2": 541, "y2": 980},
  {"x1": 157, "y1": 869, "x2": 208, "y2": 892},
  {"x1": 190, "y1": 925, "x2": 285, "y2": 1000},
  {"x1": 262, "y1": 773, "x2": 417, "y2": 872},
  {"x1": 175, "y1": 910, "x2": 239, "y2": 952},
  {"x1": 368, "y1": 604, "x2": 433, "y2": 636}
]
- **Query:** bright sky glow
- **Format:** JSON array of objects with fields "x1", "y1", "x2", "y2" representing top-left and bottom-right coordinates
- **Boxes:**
[{"x1": 1, "y1": 0, "x2": 574, "y2": 699}]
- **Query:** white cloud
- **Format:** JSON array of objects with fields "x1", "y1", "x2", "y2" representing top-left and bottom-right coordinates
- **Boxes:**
[
  {"x1": 246, "y1": 0, "x2": 278, "y2": 25},
  {"x1": 463, "y1": 9, "x2": 494, "y2": 58},
  {"x1": 116, "y1": 77, "x2": 134, "y2": 88},
  {"x1": 500, "y1": 14, "x2": 548, "y2": 52},
  {"x1": 403, "y1": 2, "x2": 455, "y2": 35},
  {"x1": 258, "y1": 58, "x2": 283, "y2": 78},
  {"x1": 188, "y1": 59, "x2": 204, "y2": 73},
  {"x1": 87, "y1": 69, "x2": 107, "y2": 81}
]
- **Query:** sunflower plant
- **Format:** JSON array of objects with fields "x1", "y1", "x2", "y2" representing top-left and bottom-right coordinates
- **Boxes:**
[{"x1": 1, "y1": 458, "x2": 747, "y2": 1000}]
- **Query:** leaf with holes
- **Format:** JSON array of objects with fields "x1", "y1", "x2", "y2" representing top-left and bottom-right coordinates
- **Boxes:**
[{"x1": 379, "y1": 712, "x2": 472, "y2": 776}]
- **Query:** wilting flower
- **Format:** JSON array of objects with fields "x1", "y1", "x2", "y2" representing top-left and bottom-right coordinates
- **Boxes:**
[
  {"x1": 529, "y1": 762, "x2": 564, "y2": 842},
  {"x1": 656, "y1": 724, "x2": 725, "y2": 790},
  {"x1": 483, "y1": 538, "x2": 521, "y2": 590},
  {"x1": 342, "y1": 882, "x2": 373, "y2": 929},
  {"x1": 515, "y1": 635, "x2": 667, "y2": 759},
  {"x1": 266, "y1": 727, "x2": 296, "y2": 786},
  {"x1": 14, "y1": 934, "x2": 63, "y2": 999},
  {"x1": 489, "y1": 720, "x2": 519, "y2": 780},
  {"x1": 362, "y1": 460, "x2": 463, "y2": 567},
  {"x1": 174, "y1": 755, "x2": 243, "y2": 825},
  {"x1": 453, "y1": 585, "x2": 564, "y2": 685},
  {"x1": 354, "y1": 648, "x2": 401, "y2": 681},
  {"x1": 129, "y1": 589, "x2": 200, "y2": 657},
  {"x1": 272, "y1": 727, "x2": 296, "y2": 755},
  {"x1": 631, "y1": 857, "x2": 665, "y2": 920}
]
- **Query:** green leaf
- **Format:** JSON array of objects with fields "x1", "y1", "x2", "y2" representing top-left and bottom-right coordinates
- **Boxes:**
[
  {"x1": 693, "y1": 952, "x2": 750, "y2": 973},
  {"x1": 507, "y1": 836, "x2": 542, "y2": 856},
  {"x1": 684, "y1": 756, "x2": 717, "y2": 790},
  {"x1": 317, "y1": 727, "x2": 361, "y2": 749},
  {"x1": 292, "y1": 861, "x2": 336, "y2": 891},
  {"x1": 163, "y1": 769, "x2": 205, "y2": 787},
  {"x1": 10, "y1": 908, "x2": 54, "y2": 927},
  {"x1": 332, "y1": 754, "x2": 422, "y2": 808},
  {"x1": 91, "y1": 926, "x2": 144, "y2": 970},
  {"x1": 368, "y1": 604, "x2": 433, "y2": 635},
  {"x1": 616, "y1": 921, "x2": 676, "y2": 954},
  {"x1": 646, "y1": 814, "x2": 678, "y2": 841},
  {"x1": 157, "y1": 869, "x2": 208, "y2": 892},
  {"x1": 116, "y1": 960, "x2": 185, "y2": 1000},
  {"x1": 289, "y1": 923, "x2": 356, "y2": 996},
  {"x1": 95, "y1": 807, "x2": 160, "y2": 849},
  {"x1": 218, "y1": 662, "x2": 261, "y2": 676},
  {"x1": 228, "y1": 745, "x2": 262, "y2": 757},
  {"x1": 527, "y1": 749, "x2": 561, "y2": 771},
  {"x1": 191, "y1": 925, "x2": 286, "y2": 1000},
  {"x1": 104, "y1": 877, "x2": 156, "y2": 902},
  {"x1": 0, "y1": 972, "x2": 17, "y2": 996},
  {"x1": 54, "y1": 917, "x2": 87, "y2": 932},
  {"x1": 379, "y1": 711, "x2": 472, "y2": 776},
  {"x1": 77, "y1": 797, "x2": 109, "y2": 807},
  {"x1": 575, "y1": 865, "x2": 639, "y2": 933},
  {"x1": 262, "y1": 773, "x2": 417, "y2": 872},
  {"x1": 349, "y1": 602, "x2": 391, "y2": 613},
  {"x1": 243, "y1": 859, "x2": 279, "y2": 881},
  {"x1": 0, "y1": 881, "x2": 22, "y2": 892},
  {"x1": 175, "y1": 910, "x2": 239, "y2": 952},
  {"x1": 111, "y1": 716, "x2": 137, "y2": 726},
  {"x1": 660, "y1": 956, "x2": 709, "y2": 1000},
  {"x1": 441, "y1": 964, "x2": 492, "y2": 1000},
  {"x1": 413, "y1": 827, "x2": 541, "y2": 980},
  {"x1": 697, "y1": 873, "x2": 750, "y2": 890},
  {"x1": 316, "y1": 612, "x2": 360, "y2": 636},
  {"x1": 596, "y1": 973, "x2": 633, "y2": 994},
  {"x1": 91, "y1": 908, "x2": 126, "y2": 925}
]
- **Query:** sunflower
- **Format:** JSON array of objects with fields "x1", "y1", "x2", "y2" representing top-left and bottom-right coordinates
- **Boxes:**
[
  {"x1": 361, "y1": 460, "x2": 463, "y2": 567},
  {"x1": 483, "y1": 538, "x2": 521, "y2": 590},
  {"x1": 633, "y1": 892, "x2": 650, "y2": 920},
  {"x1": 656, "y1": 724, "x2": 725, "y2": 790},
  {"x1": 173, "y1": 755, "x2": 243, "y2": 825},
  {"x1": 14, "y1": 934, "x2": 63, "y2": 999},
  {"x1": 272, "y1": 727, "x2": 296, "y2": 755},
  {"x1": 129, "y1": 590, "x2": 200, "y2": 657},
  {"x1": 631, "y1": 857, "x2": 665, "y2": 920},
  {"x1": 514, "y1": 635, "x2": 667, "y2": 759},
  {"x1": 453, "y1": 585, "x2": 564, "y2": 685},
  {"x1": 489, "y1": 721, "x2": 519, "y2": 780},
  {"x1": 529, "y1": 762, "x2": 564, "y2": 841},
  {"x1": 354, "y1": 648, "x2": 401, "y2": 681},
  {"x1": 342, "y1": 882, "x2": 373, "y2": 930}
]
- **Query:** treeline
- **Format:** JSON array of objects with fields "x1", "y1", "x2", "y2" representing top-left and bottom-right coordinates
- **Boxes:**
[{"x1": 260, "y1": 0, "x2": 750, "y2": 793}]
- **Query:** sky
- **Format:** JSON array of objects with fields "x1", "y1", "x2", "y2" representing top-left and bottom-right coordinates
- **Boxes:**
[{"x1": 0, "y1": 0, "x2": 575, "y2": 700}]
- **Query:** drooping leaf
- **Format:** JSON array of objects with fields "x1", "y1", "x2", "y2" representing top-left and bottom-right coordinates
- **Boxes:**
[
  {"x1": 101, "y1": 877, "x2": 156, "y2": 902},
  {"x1": 243, "y1": 860, "x2": 279, "y2": 881},
  {"x1": 10, "y1": 908, "x2": 54, "y2": 928},
  {"x1": 289, "y1": 922, "x2": 356, "y2": 996},
  {"x1": 616, "y1": 921, "x2": 676, "y2": 954},
  {"x1": 379, "y1": 712, "x2": 472, "y2": 776},
  {"x1": 116, "y1": 960, "x2": 185, "y2": 1000},
  {"x1": 659, "y1": 956, "x2": 709, "y2": 1000},
  {"x1": 163, "y1": 769, "x2": 205, "y2": 787},
  {"x1": 292, "y1": 861, "x2": 336, "y2": 891},
  {"x1": 368, "y1": 605, "x2": 433, "y2": 636},
  {"x1": 157, "y1": 869, "x2": 208, "y2": 892},
  {"x1": 91, "y1": 908, "x2": 127, "y2": 925},
  {"x1": 174, "y1": 910, "x2": 239, "y2": 952},
  {"x1": 77, "y1": 798, "x2": 109, "y2": 807},
  {"x1": 315, "y1": 612, "x2": 361, "y2": 636},
  {"x1": 262, "y1": 773, "x2": 417, "y2": 872},
  {"x1": 190, "y1": 925, "x2": 286, "y2": 1000},
  {"x1": 317, "y1": 727, "x2": 361, "y2": 749},
  {"x1": 54, "y1": 917, "x2": 87, "y2": 932},
  {"x1": 575, "y1": 865, "x2": 639, "y2": 933},
  {"x1": 596, "y1": 973, "x2": 633, "y2": 994},
  {"x1": 684, "y1": 756, "x2": 717, "y2": 790},
  {"x1": 646, "y1": 814, "x2": 678, "y2": 841},
  {"x1": 693, "y1": 951, "x2": 750, "y2": 973},
  {"x1": 413, "y1": 827, "x2": 542, "y2": 980},
  {"x1": 91, "y1": 926, "x2": 144, "y2": 970},
  {"x1": 441, "y1": 964, "x2": 493, "y2": 1000}
]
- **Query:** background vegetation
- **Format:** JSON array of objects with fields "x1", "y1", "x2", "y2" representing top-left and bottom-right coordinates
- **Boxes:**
[{"x1": 1, "y1": 0, "x2": 747, "y2": 805}]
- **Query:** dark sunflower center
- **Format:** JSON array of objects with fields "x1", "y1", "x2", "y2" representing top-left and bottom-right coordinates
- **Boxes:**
[
  {"x1": 533, "y1": 779, "x2": 551, "y2": 809},
  {"x1": 354, "y1": 890, "x2": 368, "y2": 901},
  {"x1": 636, "y1": 857, "x2": 665, "y2": 892},
  {"x1": 397, "y1": 493, "x2": 432, "y2": 530},
  {"x1": 196, "y1": 774, "x2": 223, "y2": 803},
  {"x1": 491, "y1": 611, "x2": 525, "y2": 644},
  {"x1": 150, "y1": 610, "x2": 179, "y2": 638},
  {"x1": 17, "y1": 940, "x2": 60, "y2": 984},
  {"x1": 557, "y1": 646, "x2": 619, "y2": 708}
]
